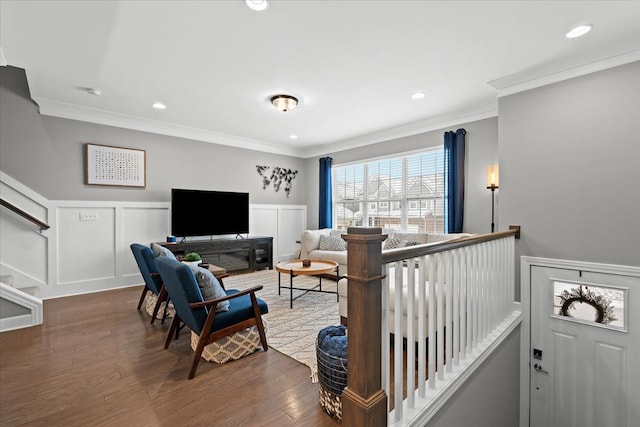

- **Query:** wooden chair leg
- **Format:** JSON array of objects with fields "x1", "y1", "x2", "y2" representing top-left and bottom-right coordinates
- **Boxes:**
[
  {"x1": 137, "y1": 286, "x2": 149, "y2": 310},
  {"x1": 256, "y1": 317, "x2": 268, "y2": 351},
  {"x1": 250, "y1": 293, "x2": 269, "y2": 351},
  {"x1": 160, "y1": 300, "x2": 170, "y2": 325},
  {"x1": 188, "y1": 334, "x2": 207, "y2": 379},
  {"x1": 150, "y1": 286, "x2": 168, "y2": 325},
  {"x1": 164, "y1": 315, "x2": 181, "y2": 350}
]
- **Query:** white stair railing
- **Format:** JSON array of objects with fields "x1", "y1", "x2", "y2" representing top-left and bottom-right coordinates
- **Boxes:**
[{"x1": 380, "y1": 231, "x2": 521, "y2": 426}]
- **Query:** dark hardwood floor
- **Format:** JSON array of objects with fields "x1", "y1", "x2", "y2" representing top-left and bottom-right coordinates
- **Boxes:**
[{"x1": 0, "y1": 286, "x2": 341, "y2": 427}]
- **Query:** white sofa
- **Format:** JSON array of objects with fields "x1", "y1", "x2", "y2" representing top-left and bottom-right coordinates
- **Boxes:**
[
  {"x1": 299, "y1": 228, "x2": 349, "y2": 275},
  {"x1": 299, "y1": 228, "x2": 472, "y2": 333},
  {"x1": 338, "y1": 265, "x2": 443, "y2": 340}
]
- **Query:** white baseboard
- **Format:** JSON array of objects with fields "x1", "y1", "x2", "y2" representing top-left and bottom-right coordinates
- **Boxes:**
[{"x1": 0, "y1": 313, "x2": 41, "y2": 332}]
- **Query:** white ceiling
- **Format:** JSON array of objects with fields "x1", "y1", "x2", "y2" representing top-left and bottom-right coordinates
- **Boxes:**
[{"x1": 2, "y1": 1, "x2": 639, "y2": 158}]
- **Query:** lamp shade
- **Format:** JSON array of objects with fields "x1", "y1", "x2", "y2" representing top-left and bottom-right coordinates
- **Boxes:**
[{"x1": 487, "y1": 165, "x2": 499, "y2": 188}]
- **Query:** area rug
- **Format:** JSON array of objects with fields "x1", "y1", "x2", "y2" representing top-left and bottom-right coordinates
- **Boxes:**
[{"x1": 222, "y1": 269, "x2": 341, "y2": 382}]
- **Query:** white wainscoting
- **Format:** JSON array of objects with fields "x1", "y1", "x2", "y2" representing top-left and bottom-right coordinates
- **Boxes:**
[
  {"x1": 1, "y1": 174, "x2": 307, "y2": 301},
  {"x1": 250, "y1": 204, "x2": 307, "y2": 263}
]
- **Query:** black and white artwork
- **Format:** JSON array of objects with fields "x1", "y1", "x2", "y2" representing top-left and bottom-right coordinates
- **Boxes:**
[{"x1": 256, "y1": 165, "x2": 298, "y2": 197}]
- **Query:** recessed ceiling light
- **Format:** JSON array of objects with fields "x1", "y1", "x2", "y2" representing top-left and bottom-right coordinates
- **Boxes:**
[
  {"x1": 245, "y1": 0, "x2": 268, "y2": 11},
  {"x1": 566, "y1": 24, "x2": 592, "y2": 39},
  {"x1": 152, "y1": 102, "x2": 167, "y2": 110},
  {"x1": 411, "y1": 91, "x2": 425, "y2": 100},
  {"x1": 290, "y1": 135, "x2": 298, "y2": 140},
  {"x1": 86, "y1": 88, "x2": 102, "y2": 96}
]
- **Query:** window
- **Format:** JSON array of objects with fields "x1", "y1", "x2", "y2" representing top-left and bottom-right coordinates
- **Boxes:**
[{"x1": 333, "y1": 147, "x2": 444, "y2": 232}]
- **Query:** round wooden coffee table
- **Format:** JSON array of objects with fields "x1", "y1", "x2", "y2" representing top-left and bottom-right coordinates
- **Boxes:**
[{"x1": 276, "y1": 259, "x2": 339, "y2": 308}]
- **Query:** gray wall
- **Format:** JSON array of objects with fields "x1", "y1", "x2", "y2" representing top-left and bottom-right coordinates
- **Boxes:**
[
  {"x1": 500, "y1": 61, "x2": 640, "y2": 269},
  {"x1": 0, "y1": 66, "x2": 307, "y2": 205},
  {"x1": 425, "y1": 327, "x2": 521, "y2": 427},
  {"x1": 305, "y1": 117, "x2": 499, "y2": 232}
]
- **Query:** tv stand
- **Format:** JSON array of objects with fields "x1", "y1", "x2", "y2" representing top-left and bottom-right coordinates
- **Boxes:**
[{"x1": 159, "y1": 236, "x2": 273, "y2": 273}]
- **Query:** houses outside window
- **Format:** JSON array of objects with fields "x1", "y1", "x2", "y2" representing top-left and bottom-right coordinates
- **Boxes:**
[{"x1": 333, "y1": 147, "x2": 444, "y2": 232}]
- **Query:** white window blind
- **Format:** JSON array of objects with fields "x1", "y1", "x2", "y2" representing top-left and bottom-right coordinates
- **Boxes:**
[{"x1": 333, "y1": 147, "x2": 444, "y2": 232}]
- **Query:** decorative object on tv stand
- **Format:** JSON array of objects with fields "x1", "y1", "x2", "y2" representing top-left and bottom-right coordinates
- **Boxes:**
[
  {"x1": 486, "y1": 165, "x2": 499, "y2": 233},
  {"x1": 256, "y1": 165, "x2": 298, "y2": 197},
  {"x1": 182, "y1": 252, "x2": 202, "y2": 267}
]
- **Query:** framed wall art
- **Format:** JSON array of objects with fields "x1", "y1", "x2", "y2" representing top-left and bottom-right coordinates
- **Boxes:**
[{"x1": 85, "y1": 143, "x2": 146, "y2": 187}]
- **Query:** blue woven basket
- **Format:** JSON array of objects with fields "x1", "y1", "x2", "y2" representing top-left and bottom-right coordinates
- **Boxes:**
[{"x1": 316, "y1": 329, "x2": 347, "y2": 420}]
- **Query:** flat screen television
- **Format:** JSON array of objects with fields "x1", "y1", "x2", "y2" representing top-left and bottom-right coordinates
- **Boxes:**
[{"x1": 171, "y1": 188, "x2": 249, "y2": 238}]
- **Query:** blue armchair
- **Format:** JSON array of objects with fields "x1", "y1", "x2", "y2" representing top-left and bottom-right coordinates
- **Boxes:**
[
  {"x1": 155, "y1": 256, "x2": 269, "y2": 379},
  {"x1": 130, "y1": 243, "x2": 170, "y2": 324}
]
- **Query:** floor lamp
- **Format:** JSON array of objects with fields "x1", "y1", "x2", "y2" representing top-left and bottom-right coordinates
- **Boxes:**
[{"x1": 486, "y1": 165, "x2": 499, "y2": 233}]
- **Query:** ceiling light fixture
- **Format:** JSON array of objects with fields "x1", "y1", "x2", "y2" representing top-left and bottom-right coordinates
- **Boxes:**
[
  {"x1": 412, "y1": 91, "x2": 425, "y2": 99},
  {"x1": 86, "y1": 88, "x2": 102, "y2": 96},
  {"x1": 290, "y1": 135, "x2": 298, "y2": 139},
  {"x1": 152, "y1": 102, "x2": 167, "y2": 110},
  {"x1": 271, "y1": 95, "x2": 298, "y2": 112},
  {"x1": 566, "y1": 24, "x2": 592, "y2": 38},
  {"x1": 245, "y1": 0, "x2": 268, "y2": 11}
]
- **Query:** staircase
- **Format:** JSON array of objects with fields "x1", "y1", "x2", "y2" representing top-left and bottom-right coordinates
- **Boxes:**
[{"x1": 1, "y1": 275, "x2": 44, "y2": 333}]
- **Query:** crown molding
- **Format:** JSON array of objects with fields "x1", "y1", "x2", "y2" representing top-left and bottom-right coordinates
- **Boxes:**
[
  {"x1": 487, "y1": 49, "x2": 640, "y2": 98},
  {"x1": 300, "y1": 109, "x2": 498, "y2": 158},
  {"x1": 34, "y1": 98, "x2": 305, "y2": 158}
]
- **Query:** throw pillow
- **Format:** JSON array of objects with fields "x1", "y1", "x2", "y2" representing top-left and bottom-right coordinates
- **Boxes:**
[
  {"x1": 318, "y1": 235, "x2": 346, "y2": 251},
  {"x1": 150, "y1": 242, "x2": 177, "y2": 260},
  {"x1": 190, "y1": 266, "x2": 229, "y2": 312},
  {"x1": 384, "y1": 238, "x2": 420, "y2": 250},
  {"x1": 391, "y1": 232, "x2": 429, "y2": 244},
  {"x1": 383, "y1": 237, "x2": 403, "y2": 250}
]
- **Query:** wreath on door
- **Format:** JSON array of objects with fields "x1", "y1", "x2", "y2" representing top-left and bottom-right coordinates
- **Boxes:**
[{"x1": 558, "y1": 285, "x2": 617, "y2": 325}]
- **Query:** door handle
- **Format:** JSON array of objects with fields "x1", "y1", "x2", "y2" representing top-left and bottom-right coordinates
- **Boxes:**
[{"x1": 534, "y1": 363, "x2": 549, "y2": 375}]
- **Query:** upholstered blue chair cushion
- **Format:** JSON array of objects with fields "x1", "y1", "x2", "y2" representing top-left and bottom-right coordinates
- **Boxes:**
[
  {"x1": 131, "y1": 243, "x2": 163, "y2": 295},
  {"x1": 155, "y1": 257, "x2": 268, "y2": 336},
  {"x1": 208, "y1": 289, "x2": 268, "y2": 333}
]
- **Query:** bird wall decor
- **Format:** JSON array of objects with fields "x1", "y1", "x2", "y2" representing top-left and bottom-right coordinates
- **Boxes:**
[{"x1": 256, "y1": 165, "x2": 298, "y2": 197}]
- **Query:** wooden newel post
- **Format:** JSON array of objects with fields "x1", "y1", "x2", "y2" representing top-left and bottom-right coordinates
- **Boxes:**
[{"x1": 342, "y1": 227, "x2": 388, "y2": 426}]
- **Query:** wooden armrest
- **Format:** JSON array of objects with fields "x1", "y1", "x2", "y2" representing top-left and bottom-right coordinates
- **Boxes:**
[
  {"x1": 189, "y1": 285, "x2": 264, "y2": 309},
  {"x1": 214, "y1": 273, "x2": 230, "y2": 280}
]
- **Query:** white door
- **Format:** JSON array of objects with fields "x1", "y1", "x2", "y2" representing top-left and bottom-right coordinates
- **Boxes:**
[{"x1": 530, "y1": 265, "x2": 640, "y2": 427}]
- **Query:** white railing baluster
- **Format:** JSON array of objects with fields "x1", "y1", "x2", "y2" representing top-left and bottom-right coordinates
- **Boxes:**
[
  {"x1": 418, "y1": 255, "x2": 427, "y2": 398},
  {"x1": 444, "y1": 251, "x2": 452, "y2": 373},
  {"x1": 452, "y1": 249, "x2": 460, "y2": 366},
  {"x1": 502, "y1": 239, "x2": 508, "y2": 318},
  {"x1": 382, "y1": 263, "x2": 390, "y2": 411},
  {"x1": 394, "y1": 261, "x2": 404, "y2": 421},
  {"x1": 489, "y1": 241, "x2": 500, "y2": 329},
  {"x1": 472, "y1": 245, "x2": 479, "y2": 347},
  {"x1": 428, "y1": 253, "x2": 436, "y2": 389},
  {"x1": 436, "y1": 253, "x2": 444, "y2": 380},
  {"x1": 480, "y1": 242, "x2": 488, "y2": 339},
  {"x1": 406, "y1": 258, "x2": 415, "y2": 409},
  {"x1": 460, "y1": 247, "x2": 468, "y2": 360}
]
